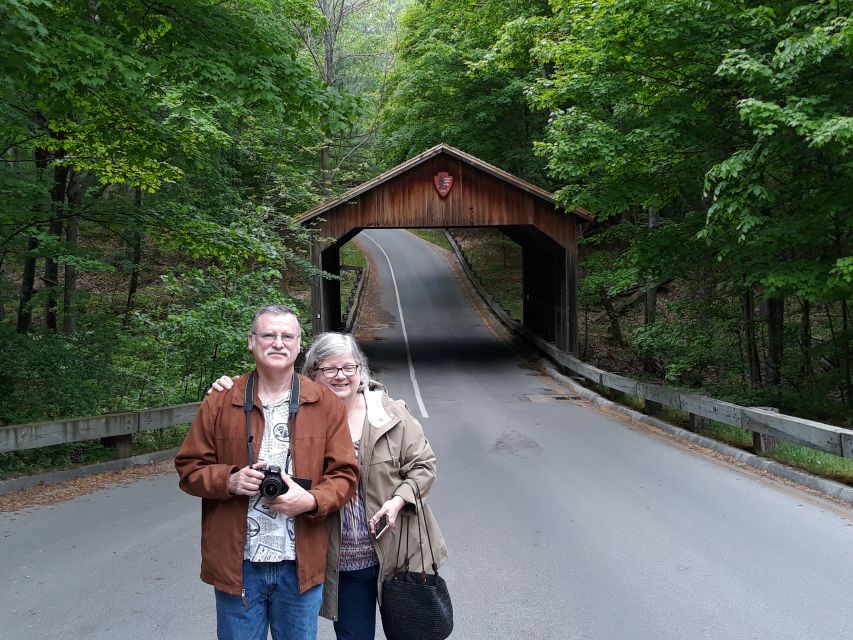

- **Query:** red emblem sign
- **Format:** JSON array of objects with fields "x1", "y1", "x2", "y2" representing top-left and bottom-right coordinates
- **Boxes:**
[{"x1": 434, "y1": 172, "x2": 453, "y2": 197}]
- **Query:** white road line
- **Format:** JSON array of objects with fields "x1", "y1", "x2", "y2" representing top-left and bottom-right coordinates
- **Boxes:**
[{"x1": 362, "y1": 232, "x2": 429, "y2": 419}]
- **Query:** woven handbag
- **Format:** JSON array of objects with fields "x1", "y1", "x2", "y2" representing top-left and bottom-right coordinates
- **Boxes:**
[{"x1": 380, "y1": 480, "x2": 453, "y2": 640}]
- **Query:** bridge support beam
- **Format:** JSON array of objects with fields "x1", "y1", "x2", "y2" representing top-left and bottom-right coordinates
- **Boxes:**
[
  {"x1": 310, "y1": 242, "x2": 343, "y2": 335},
  {"x1": 513, "y1": 227, "x2": 577, "y2": 356}
]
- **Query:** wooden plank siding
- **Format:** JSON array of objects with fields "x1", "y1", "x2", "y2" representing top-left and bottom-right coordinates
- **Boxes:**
[{"x1": 299, "y1": 144, "x2": 587, "y2": 351}]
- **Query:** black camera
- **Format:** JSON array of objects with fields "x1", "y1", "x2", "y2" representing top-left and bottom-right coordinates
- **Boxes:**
[{"x1": 259, "y1": 465, "x2": 287, "y2": 498}]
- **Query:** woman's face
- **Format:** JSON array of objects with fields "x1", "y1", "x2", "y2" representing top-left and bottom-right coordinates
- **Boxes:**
[{"x1": 312, "y1": 351, "x2": 360, "y2": 402}]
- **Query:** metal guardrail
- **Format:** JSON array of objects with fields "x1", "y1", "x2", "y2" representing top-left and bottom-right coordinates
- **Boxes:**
[{"x1": 444, "y1": 230, "x2": 853, "y2": 460}]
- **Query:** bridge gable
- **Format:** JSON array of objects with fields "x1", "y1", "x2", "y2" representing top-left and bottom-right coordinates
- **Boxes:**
[{"x1": 298, "y1": 144, "x2": 591, "y2": 250}]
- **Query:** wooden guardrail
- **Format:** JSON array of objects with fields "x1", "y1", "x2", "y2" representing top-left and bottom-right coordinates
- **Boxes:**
[
  {"x1": 444, "y1": 230, "x2": 853, "y2": 460},
  {"x1": 0, "y1": 403, "x2": 201, "y2": 456}
]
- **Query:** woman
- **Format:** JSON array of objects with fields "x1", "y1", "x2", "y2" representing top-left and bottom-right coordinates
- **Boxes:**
[{"x1": 210, "y1": 332, "x2": 447, "y2": 640}]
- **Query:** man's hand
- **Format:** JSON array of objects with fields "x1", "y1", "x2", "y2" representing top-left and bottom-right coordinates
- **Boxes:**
[
  {"x1": 228, "y1": 462, "x2": 266, "y2": 496},
  {"x1": 206, "y1": 375, "x2": 235, "y2": 395},
  {"x1": 263, "y1": 475, "x2": 318, "y2": 517}
]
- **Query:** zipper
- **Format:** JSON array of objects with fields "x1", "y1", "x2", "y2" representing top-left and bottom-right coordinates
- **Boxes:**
[{"x1": 241, "y1": 588, "x2": 247, "y2": 609}]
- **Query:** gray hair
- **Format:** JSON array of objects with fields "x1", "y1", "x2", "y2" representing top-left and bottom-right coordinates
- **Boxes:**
[
  {"x1": 301, "y1": 332, "x2": 372, "y2": 392},
  {"x1": 251, "y1": 304, "x2": 301, "y2": 335}
]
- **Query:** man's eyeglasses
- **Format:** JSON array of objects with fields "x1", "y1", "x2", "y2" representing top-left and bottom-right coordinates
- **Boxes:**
[
  {"x1": 252, "y1": 332, "x2": 299, "y2": 344},
  {"x1": 316, "y1": 364, "x2": 359, "y2": 378}
]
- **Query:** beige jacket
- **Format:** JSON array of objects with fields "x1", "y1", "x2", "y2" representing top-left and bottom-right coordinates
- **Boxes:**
[{"x1": 320, "y1": 384, "x2": 448, "y2": 621}]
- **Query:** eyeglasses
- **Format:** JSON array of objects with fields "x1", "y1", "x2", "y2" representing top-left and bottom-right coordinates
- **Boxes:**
[
  {"x1": 252, "y1": 332, "x2": 299, "y2": 344},
  {"x1": 316, "y1": 364, "x2": 359, "y2": 378}
]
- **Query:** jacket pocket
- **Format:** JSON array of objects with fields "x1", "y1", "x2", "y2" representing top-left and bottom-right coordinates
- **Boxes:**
[{"x1": 370, "y1": 437, "x2": 395, "y2": 466}]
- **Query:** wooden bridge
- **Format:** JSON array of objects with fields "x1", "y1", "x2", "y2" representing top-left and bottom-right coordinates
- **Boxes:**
[{"x1": 296, "y1": 143, "x2": 593, "y2": 354}]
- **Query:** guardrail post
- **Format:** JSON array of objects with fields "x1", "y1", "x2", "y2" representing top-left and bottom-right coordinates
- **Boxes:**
[
  {"x1": 102, "y1": 434, "x2": 133, "y2": 458},
  {"x1": 606, "y1": 389, "x2": 624, "y2": 402},
  {"x1": 644, "y1": 399, "x2": 663, "y2": 415},
  {"x1": 686, "y1": 413, "x2": 709, "y2": 433},
  {"x1": 751, "y1": 407, "x2": 780, "y2": 455}
]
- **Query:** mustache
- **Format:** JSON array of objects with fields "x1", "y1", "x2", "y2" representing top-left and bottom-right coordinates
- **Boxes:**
[{"x1": 264, "y1": 347, "x2": 291, "y2": 358}]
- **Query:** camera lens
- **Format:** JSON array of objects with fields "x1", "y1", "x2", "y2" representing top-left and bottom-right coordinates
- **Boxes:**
[
  {"x1": 259, "y1": 466, "x2": 286, "y2": 498},
  {"x1": 261, "y1": 478, "x2": 283, "y2": 498}
]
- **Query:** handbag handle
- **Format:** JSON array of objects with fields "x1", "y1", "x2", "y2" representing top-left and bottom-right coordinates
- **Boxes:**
[
  {"x1": 410, "y1": 479, "x2": 439, "y2": 575},
  {"x1": 391, "y1": 478, "x2": 439, "y2": 580}
]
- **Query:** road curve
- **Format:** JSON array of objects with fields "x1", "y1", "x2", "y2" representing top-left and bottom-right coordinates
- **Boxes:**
[{"x1": 1, "y1": 228, "x2": 852, "y2": 640}]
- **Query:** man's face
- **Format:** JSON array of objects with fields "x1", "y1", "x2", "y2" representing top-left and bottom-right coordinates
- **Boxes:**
[{"x1": 248, "y1": 312, "x2": 301, "y2": 374}]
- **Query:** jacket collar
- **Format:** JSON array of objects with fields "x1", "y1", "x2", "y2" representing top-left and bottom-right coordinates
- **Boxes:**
[{"x1": 364, "y1": 385, "x2": 394, "y2": 429}]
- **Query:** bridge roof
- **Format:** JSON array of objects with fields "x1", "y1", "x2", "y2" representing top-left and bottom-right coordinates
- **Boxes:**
[{"x1": 296, "y1": 143, "x2": 594, "y2": 224}]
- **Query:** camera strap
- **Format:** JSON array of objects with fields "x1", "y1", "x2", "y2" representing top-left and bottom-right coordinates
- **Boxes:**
[{"x1": 243, "y1": 370, "x2": 301, "y2": 468}]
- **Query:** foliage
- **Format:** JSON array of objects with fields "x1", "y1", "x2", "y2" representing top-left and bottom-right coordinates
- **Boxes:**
[
  {"x1": 379, "y1": 0, "x2": 552, "y2": 182},
  {"x1": 0, "y1": 0, "x2": 354, "y2": 432},
  {"x1": 476, "y1": 0, "x2": 853, "y2": 418}
]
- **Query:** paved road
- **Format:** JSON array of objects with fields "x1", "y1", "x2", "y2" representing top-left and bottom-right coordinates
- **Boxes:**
[{"x1": 3, "y1": 228, "x2": 853, "y2": 639}]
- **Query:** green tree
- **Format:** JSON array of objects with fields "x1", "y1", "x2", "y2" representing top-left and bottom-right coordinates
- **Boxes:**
[
  {"x1": 380, "y1": 0, "x2": 551, "y2": 181},
  {"x1": 0, "y1": 1, "x2": 348, "y2": 426}
]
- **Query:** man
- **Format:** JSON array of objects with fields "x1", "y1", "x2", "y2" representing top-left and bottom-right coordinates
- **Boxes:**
[{"x1": 176, "y1": 304, "x2": 359, "y2": 640}]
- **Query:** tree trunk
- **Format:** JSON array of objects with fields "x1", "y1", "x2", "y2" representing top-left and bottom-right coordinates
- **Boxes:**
[
  {"x1": 63, "y1": 215, "x2": 79, "y2": 334},
  {"x1": 765, "y1": 295, "x2": 784, "y2": 385},
  {"x1": 742, "y1": 289, "x2": 762, "y2": 387},
  {"x1": 124, "y1": 188, "x2": 144, "y2": 326},
  {"x1": 799, "y1": 298, "x2": 813, "y2": 381},
  {"x1": 643, "y1": 207, "x2": 659, "y2": 374},
  {"x1": 644, "y1": 207, "x2": 659, "y2": 325},
  {"x1": 321, "y1": 17, "x2": 335, "y2": 196},
  {"x1": 16, "y1": 236, "x2": 39, "y2": 333},
  {"x1": 321, "y1": 143, "x2": 331, "y2": 196},
  {"x1": 44, "y1": 158, "x2": 70, "y2": 332},
  {"x1": 62, "y1": 169, "x2": 91, "y2": 335},
  {"x1": 601, "y1": 287, "x2": 624, "y2": 347},
  {"x1": 17, "y1": 148, "x2": 52, "y2": 333},
  {"x1": 842, "y1": 299, "x2": 852, "y2": 409}
]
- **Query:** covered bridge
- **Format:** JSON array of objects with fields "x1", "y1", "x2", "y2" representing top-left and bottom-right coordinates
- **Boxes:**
[{"x1": 296, "y1": 144, "x2": 593, "y2": 354}]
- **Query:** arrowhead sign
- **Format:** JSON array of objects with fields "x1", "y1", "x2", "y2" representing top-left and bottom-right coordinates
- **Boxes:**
[{"x1": 434, "y1": 172, "x2": 453, "y2": 197}]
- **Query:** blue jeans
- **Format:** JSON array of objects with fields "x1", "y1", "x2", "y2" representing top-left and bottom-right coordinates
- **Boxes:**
[
  {"x1": 333, "y1": 564, "x2": 380, "y2": 640},
  {"x1": 215, "y1": 560, "x2": 323, "y2": 640}
]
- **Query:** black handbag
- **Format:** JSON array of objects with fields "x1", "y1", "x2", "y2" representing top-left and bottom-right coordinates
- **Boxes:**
[{"x1": 380, "y1": 480, "x2": 453, "y2": 640}]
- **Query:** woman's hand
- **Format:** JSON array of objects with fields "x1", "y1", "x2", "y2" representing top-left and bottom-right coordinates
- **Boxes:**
[
  {"x1": 369, "y1": 495, "x2": 406, "y2": 536},
  {"x1": 206, "y1": 375, "x2": 235, "y2": 395}
]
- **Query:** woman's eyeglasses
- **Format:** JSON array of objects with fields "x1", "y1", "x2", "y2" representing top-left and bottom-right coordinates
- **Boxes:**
[{"x1": 316, "y1": 364, "x2": 359, "y2": 378}]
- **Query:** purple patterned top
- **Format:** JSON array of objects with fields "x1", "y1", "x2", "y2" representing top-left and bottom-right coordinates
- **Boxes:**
[{"x1": 340, "y1": 439, "x2": 379, "y2": 571}]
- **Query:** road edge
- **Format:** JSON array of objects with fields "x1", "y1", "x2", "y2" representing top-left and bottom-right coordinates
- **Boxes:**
[{"x1": 0, "y1": 448, "x2": 180, "y2": 494}]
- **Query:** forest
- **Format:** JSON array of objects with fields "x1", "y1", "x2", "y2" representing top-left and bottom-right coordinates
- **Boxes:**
[{"x1": 1, "y1": 0, "x2": 851, "y2": 437}]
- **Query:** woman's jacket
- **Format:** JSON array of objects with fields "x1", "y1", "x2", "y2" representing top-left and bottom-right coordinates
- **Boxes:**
[{"x1": 320, "y1": 383, "x2": 448, "y2": 621}]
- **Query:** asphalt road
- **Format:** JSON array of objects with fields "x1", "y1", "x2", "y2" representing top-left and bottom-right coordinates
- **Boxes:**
[{"x1": 3, "y1": 228, "x2": 853, "y2": 639}]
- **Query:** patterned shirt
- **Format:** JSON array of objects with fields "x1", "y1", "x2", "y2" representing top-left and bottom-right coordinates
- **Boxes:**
[
  {"x1": 339, "y1": 439, "x2": 379, "y2": 571},
  {"x1": 244, "y1": 391, "x2": 296, "y2": 563}
]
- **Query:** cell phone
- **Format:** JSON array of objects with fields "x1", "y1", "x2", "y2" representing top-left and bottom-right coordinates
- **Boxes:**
[{"x1": 374, "y1": 515, "x2": 389, "y2": 539}]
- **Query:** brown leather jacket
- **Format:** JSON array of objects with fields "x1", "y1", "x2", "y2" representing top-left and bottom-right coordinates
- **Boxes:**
[{"x1": 176, "y1": 374, "x2": 359, "y2": 596}]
